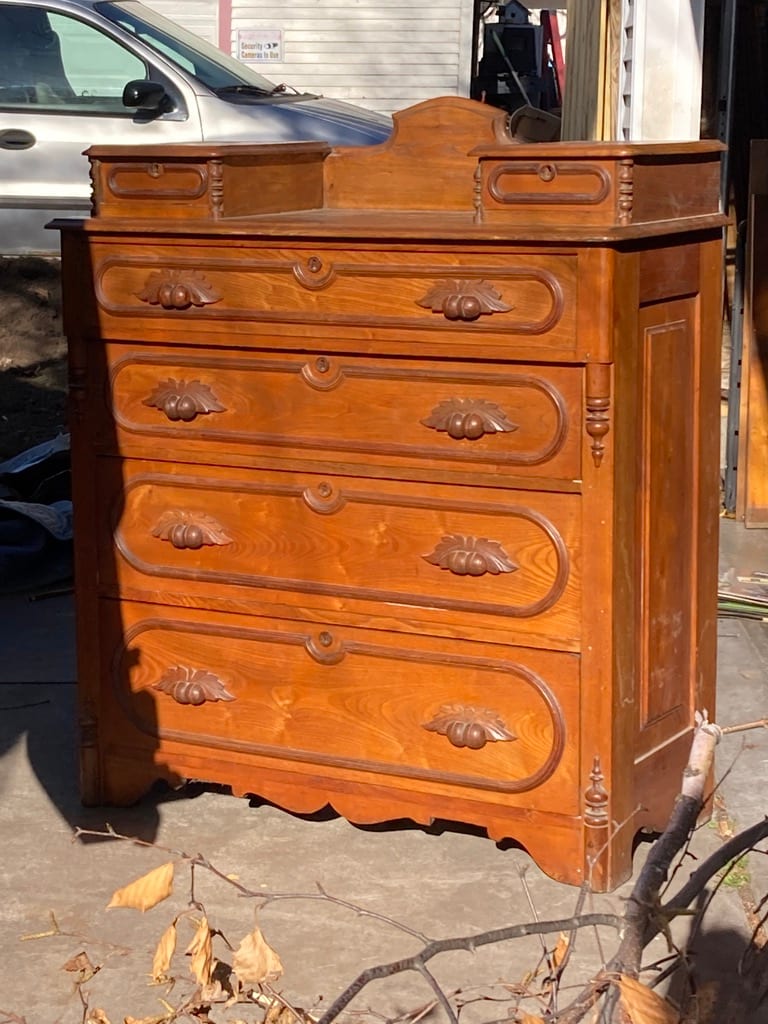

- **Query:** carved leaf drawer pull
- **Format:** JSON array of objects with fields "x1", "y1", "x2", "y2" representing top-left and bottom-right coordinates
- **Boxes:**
[
  {"x1": 423, "y1": 535, "x2": 518, "y2": 576},
  {"x1": 423, "y1": 704, "x2": 517, "y2": 750},
  {"x1": 421, "y1": 398, "x2": 518, "y2": 440},
  {"x1": 152, "y1": 665, "x2": 236, "y2": 706},
  {"x1": 137, "y1": 269, "x2": 222, "y2": 310},
  {"x1": 152, "y1": 510, "x2": 233, "y2": 549},
  {"x1": 416, "y1": 279, "x2": 512, "y2": 321},
  {"x1": 143, "y1": 378, "x2": 227, "y2": 422}
]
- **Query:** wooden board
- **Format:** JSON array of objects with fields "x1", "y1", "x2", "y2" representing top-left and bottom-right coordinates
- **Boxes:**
[{"x1": 737, "y1": 141, "x2": 768, "y2": 525}]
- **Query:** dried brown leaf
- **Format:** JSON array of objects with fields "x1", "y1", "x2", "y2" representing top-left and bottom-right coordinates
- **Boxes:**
[
  {"x1": 617, "y1": 975, "x2": 680, "y2": 1024},
  {"x1": 86, "y1": 1012, "x2": 112, "y2": 1024},
  {"x1": 200, "y1": 978, "x2": 226, "y2": 1003},
  {"x1": 185, "y1": 916, "x2": 214, "y2": 986},
  {"x1": 518, "y1": 968, "x2": 537, "y2": 989},
  {"x1": 516, "y1": 1013, "x2": 546, "y2": 1024},
  {"x1": 264, "y1": 1000, "x2": 304, "y2": 1024},
  {"x1": 123, "y1": 1017, "x2": 169, "y2": 1024},
  {"x1": 63, "y1": 951, "x2": 95, "y2": 974},
  {"x1": 63, "y1": 950, "x2": 100, "y2": 983},
  {"x1": 107, "y1": 862, "x2": 175, "y2": 913},
  {"x1": 552, "y1": 931, "x2": 569, "y2": 969},
  {"x1": 151, "y1": 921, "x2": 177, "y2": 982},
  {"x1": 232, "y1": 925, "x2": 283, "y2": 986}
]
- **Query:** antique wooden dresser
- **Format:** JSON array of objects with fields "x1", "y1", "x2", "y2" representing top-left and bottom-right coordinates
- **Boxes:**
[{"x1": 57, "y1": 97, "x2": 725, "y2": 889}]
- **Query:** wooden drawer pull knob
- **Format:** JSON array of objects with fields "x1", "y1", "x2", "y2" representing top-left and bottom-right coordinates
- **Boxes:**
[
  {"x1": 423, "y1": 535, "x2": 518, "y2": 576},
  {"x1": 152, "y1": 666, "x2": 236, "y2": 706},
  {"x1": 143, "y1": 379, "x2": 227, "y2": 422},
  {"x1": 421, "y1": 397, "x2": 518, "y2": 440},
  {"x1": 137, "y1": 269, "x2": 222, "y2": 310},
  {"x1": 416, "y1": 279, "x2": 512, "y2": 321},
  {"x1": 423, "y1": 704, "x2": 517, "y2": 749},
  {"x1": 152, "y1": 510, "x2": 233, "y2": 549}
]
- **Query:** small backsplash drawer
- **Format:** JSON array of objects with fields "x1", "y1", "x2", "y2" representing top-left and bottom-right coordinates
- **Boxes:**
[{"x1": 88, "y1": 141, "x2": 330, "y2": 220}]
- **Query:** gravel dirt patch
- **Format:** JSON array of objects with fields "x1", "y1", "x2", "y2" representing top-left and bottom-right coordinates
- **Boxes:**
[{"x1": 0, "y1": 257, "x2": 68, "y2": 460}]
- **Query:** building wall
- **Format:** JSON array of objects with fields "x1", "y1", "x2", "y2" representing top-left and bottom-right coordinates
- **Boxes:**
[
  {"x1": 619, "y1": 0, "x2": 705, "y2": 140},
  {"x1": 225, "y1": 0, "x2": 476, "y2": 114},
  {"x1": 146, "y1": 0, "x2": 220, "y2": 46}
]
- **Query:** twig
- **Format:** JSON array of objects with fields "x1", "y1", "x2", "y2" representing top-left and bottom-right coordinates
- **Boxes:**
[
  {"x1": 20, "y1": 910, "x2": 61, "y2": 940},
  {"x1": 74, "y1": 826, "x2": 431, "y2": 943},
  {"x1": 518, "y1": 862, "x2": 562, "y2": 1016},
  {"x1": 259, "y1": 984, "x2": 315, "y2": 1024},
  {"x1": 416, "y1": 964, "x2": 458, "y2": 1024},
  {"x1": 721, "y1": 717, "x2": 768, "y2": 735},
  {"x1": 518, "y1": 866, "x2": 548, "y2": 960},
  {"x1": 555, "y1": 885, "x2": 587, "y2": 995}
]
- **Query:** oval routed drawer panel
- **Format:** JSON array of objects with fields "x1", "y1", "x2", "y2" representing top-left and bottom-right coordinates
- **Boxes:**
[
  {"x1": 106, "y1": 462, "x2": 581, "y2": 645},
  {"x1": 111, "y1": 608, "x2": 581, "y2": 812},
  {"x1": 105, "y1": 345, "x2": 581, "y2": 481},
  {"x1": 93, "y1": 247, "x2": 578, "y2": 354}
]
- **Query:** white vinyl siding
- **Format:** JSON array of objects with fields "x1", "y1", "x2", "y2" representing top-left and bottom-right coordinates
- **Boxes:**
[
  {"x1": 228, "y1": 0, "x2": 475, "y2": 114},
  {"x1": 144, "y1": 0, "x2": 219, "y2": 47},
  {"x1": 618, "y1": 0, "x2": 705, "y2": 140}
]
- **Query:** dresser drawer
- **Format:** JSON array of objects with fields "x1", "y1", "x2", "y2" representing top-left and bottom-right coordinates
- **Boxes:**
[
  {"x1": 108, "y1": 605, "x2": 581, "y2": 814},
  {"x1": 103, "y1": 345, "x2": 582, "y2": 482},
  {"x1": 103, "y1": 461, "x2": 581, "y2": 648},
  {"x1": 92, "y1": 245, "x2": 579, "y2": 356}
]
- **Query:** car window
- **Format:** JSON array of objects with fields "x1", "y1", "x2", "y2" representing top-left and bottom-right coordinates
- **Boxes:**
[
  {"x1": 97, "y1": 0, "x2": 278, "y2": 93},
  {"x1": 0, "y1": 4, "x2": 145, "y2": 113}
]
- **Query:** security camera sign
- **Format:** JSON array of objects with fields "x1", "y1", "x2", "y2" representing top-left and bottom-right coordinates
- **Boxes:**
[{"x1": 237, "y1": 29, "x2": 283, "y2": 62}]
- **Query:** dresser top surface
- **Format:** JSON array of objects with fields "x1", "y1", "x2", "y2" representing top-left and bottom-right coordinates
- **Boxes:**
[{"x1": 55, "y1": 207, "x2": 727, "y2": 244}]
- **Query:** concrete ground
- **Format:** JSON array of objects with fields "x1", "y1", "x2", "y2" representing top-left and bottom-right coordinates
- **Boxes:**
[{"x1": 1, "y1": 517, "x2": 768, "y2": 1024}]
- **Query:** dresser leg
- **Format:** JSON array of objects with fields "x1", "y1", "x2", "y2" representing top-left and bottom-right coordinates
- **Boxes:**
[
  {"x1": 78, "y1": 702, "x2": 104, "y2": 807},
  {"x1": 583, "y1": 754, "x2": 611, "y2": 889},
  {"x1": 103, "y1": 755, "x2": 187, "y2": 807},
  {"x1": 582, "y1": 754, "x2": 633, "y2": 891}
]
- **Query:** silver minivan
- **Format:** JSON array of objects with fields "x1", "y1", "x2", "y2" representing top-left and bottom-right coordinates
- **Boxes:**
[{"x1": 0, "y1": 0, "x2": 392, "y2": 254}]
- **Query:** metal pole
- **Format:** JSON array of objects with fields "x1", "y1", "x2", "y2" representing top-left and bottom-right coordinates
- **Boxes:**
[
  {"x1": 718, "y1": 0, "x2": 738, "y2": 209},
  {"x1": 725, "y1": 219, "x2": 746, "y2": 514},
  {"x1": 718, "y1": 0, "x2": 740, "y2": 512}
]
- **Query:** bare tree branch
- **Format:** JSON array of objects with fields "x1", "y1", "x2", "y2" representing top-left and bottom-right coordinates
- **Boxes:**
[
  {"x1": 659, "y1": 817, "x2": 768, "y2": 932},
  {"x1": 315, "y1": 913, "x2": 621, "y2": 1024}
]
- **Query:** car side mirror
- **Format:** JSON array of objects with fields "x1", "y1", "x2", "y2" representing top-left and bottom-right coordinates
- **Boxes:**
[{"x1": 122, "y1": 79, "x2": 169, "y2": 112}]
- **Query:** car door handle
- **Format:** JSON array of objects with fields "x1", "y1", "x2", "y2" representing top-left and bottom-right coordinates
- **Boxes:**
[{"x1": 0, "y1": 129, "x2": 36, "y2": 150}]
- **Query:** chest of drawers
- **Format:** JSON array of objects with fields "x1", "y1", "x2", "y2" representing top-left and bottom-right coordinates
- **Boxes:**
[{"x1": 57, "y1": 97, "x2": 725, "y2": 889}]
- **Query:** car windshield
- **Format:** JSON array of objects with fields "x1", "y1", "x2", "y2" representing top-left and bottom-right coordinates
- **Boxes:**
[{"x1": 95, "y1": 0, "x2": 282, "y2": 93}]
